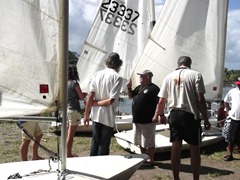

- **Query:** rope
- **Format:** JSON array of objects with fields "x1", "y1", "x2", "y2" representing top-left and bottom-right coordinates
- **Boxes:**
[{"x1": 17, "y1": 122, "x2": 58, "y2": 161}]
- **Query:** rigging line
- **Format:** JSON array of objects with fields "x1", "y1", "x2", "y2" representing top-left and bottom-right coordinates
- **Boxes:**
[{"x1": 16, "y1": 122, "x2": 58, "y2": 161}]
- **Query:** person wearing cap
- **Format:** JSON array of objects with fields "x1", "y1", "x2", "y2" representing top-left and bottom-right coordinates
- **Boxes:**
[
  {"x1": 84, "y1": 52, "x2": 123, "y2": 156},
  {"x1": 126, "y1": 69, "x2": 160, "y2": 165},
  {"x1": 223, "y1": 77, "x2": 240, "y2": 161},
  {"x1": 152, "y1": 56, "x2": 211, "y2": 180}
]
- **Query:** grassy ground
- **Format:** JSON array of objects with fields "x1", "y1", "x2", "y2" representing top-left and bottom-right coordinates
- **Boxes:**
[{"x1": 0, "y1": 121, "x2": 240, "y2": 180}]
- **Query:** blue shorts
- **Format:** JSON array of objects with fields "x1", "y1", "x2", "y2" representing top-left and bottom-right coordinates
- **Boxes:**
[{"x1": 168, "y1": 110, "x2": 202, "y2": 145}]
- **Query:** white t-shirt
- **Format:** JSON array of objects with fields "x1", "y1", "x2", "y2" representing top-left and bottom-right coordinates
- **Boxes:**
[
  {"x1": 224, "y1": 87, "x2": 240, "y2": 121},
  {"x1": 89, "y1": 68, "x2": 123, "y2": 127},
  {"x1": 159, "y1": 67, "x2": 205, "y2": 119}
]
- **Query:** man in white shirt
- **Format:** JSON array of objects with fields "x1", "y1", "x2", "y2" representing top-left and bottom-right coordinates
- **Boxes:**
[
  {"x1": 84, "y1": 52, "x2": 123, "y2": 156},
  {"x1": 153, "y1": 56, "x2": 211, "y2": 180},
  {"x1": 223, "y1": 77, "x2": 240, "y2": 161}
]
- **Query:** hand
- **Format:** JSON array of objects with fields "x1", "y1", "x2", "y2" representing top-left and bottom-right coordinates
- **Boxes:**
[
  {"x1": 204, "y1": 120, "x2": 211, "y2": 130},
  {"x1": 160, "y1": 115, "x2": 167, "y2": 124},
  {"x1": 152, "y1": 116, "x2": 158, "y2": 124},
  {"x1": 84, "y1": 118, "x2": 89, "y2": 127},
  {"x1": 127, "y1": 79, "x2": 132, "y2": 89}
]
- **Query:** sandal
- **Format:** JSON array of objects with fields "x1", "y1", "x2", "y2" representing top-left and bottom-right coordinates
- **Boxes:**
[{"x1": 223, "y1": 155, "x2": 233, "y2": 161}]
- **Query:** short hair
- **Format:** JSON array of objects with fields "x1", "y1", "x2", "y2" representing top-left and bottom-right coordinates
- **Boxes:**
[{"x1": 178, "y1": 56, "x2": 192, "y2": 68}]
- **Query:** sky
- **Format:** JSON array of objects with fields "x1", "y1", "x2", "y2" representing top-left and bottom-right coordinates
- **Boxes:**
[{"x1": 69, "y1": 0, "x2": 240, "y2": 70}]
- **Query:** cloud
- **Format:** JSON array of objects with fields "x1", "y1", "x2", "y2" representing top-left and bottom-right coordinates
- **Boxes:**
[
  {"x1": 225, "y1": 9, "x2": 240, "y2": 70},
  {"x1": 69, "y1": 0, "x2": 98, "y2": 53},
  {"x1": 69, "y1": 0, "x2": 240, "y2": 70}
]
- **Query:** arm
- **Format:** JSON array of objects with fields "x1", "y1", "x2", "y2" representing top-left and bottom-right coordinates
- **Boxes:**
[
  {"x1": 152, "y1": 97, "x2": 167, "y2": 124},
  {"x1": 92, "y1": 98, "x2": 115, "y2": 106},
  {"x1": 224, "y1": 102, "x2": 230, "y2": 117},
  {"x1": 83, "y1": 91, "x2": 95, "y2": 127},
  {"x1": 195, "y1": 93, "x2": 211, "y2": 130},
  {"x1": 75, "y1": 85, "x2": 85, "y2": 100},
  {"x1": 126, "y1": 79, "x2": 133, "y2": 99}
]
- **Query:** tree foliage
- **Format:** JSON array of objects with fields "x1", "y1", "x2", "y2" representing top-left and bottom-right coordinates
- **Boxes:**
[
  {"x1": 224, "y1": 68, "x2": 240, "y2": 85},
  {"x1": 68, "y1": 51, "x2": 78, "y2": 65}
]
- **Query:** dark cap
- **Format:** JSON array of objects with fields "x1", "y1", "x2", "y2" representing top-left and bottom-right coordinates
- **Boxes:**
[
  {"x1": 137, "y1": 70, "x2": 153, "y2": 77},
  {"x1": 235, "y1": 77, "x2": 240, "y2": 85},
  {"x1": 107, "y1": 52, "x2": 122, "y2": 67}
]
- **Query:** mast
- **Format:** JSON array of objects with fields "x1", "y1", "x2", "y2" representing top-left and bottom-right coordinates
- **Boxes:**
[
  {"x1": 219, "y1": 0, "x2": 229, "y2": 99},
  {"x1": 59, "y1": 0, "x2": 69, "y2": 171}
]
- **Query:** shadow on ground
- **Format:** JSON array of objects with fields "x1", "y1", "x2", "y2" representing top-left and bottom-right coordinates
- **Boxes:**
[{"x1": 154, "y1": 139, "x2": 228, "y2": 161}]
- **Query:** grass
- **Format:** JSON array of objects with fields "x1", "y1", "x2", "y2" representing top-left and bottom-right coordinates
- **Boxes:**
[
  {"x1": 0, "y1": 121, "x2": 125, "y2": 163},
  {"x1": 1, "y1": 121, "x2": 240, "y2": 180}
]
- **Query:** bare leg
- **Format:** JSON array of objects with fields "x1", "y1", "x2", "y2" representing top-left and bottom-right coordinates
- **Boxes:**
[
  {"x1": 228, "y1": 141, "x2": 234, "y2": 158},
  {"x1": 140, "y1": 146, "x2": 146, "y2": 154},
  {"x1": 32, "y1": 133, "x2": 44, "y2": 160},
  {"x1": 171, "y1": 140, "x2": 182, "y2": 180},
  {"x1": 67, "y1": 124, "x2": 78, "y2": 157},
  {"x1": 147, "y1": 147, "x2": 155, "y2": 163},
  {"x1": 189, "y1": 145, "x2": 200, "y2": 180},
  {"x1": 20, "y1": 139, "x2": 31, "y2": 161}
]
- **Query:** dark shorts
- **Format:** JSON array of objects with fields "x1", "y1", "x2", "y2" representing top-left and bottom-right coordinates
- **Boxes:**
[
  {"x1": 168, "y1": 110, "x2": 202, "y2": 145},
  {"x1": 228, "y1": 119, "x2": 240, "y2": 144}
]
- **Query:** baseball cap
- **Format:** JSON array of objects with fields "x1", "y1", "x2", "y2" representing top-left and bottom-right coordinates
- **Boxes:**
[
  {"x1": 235, "y1": 77, "x2": 240, "y2": 85},
  {"x1": 137, "y1": 70, "x2": 153, "y2": 77}
]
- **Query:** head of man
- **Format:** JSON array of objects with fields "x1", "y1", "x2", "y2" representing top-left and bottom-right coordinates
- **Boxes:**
[
  {"x1": 137, "y1": 70, "x2": 153, "y2": 85},
  {"x1": 177, "y1": 56, "x2": 192, "y2": 68},
  {"x1": 105, "y1": 52, "x2": 123, "y2": 72},
  {"x1": 235, "y1": 77, "x2": 240, "y2": 89}
]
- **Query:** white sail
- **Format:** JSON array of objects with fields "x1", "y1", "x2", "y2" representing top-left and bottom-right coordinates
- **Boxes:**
[
  {"x1": 0, "y1": 0, "x2": 60, "y2": 118},
  {"x1": 131, "y1": 0, "x2": 228, "y2": 101},
  {"x1": 77, "y1": 0, "x2": 155, "y2": 92}
]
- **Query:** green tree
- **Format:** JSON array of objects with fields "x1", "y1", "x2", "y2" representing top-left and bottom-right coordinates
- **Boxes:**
[{"x1": 68, "y1": 51, "x2": 78, "y2": 65}]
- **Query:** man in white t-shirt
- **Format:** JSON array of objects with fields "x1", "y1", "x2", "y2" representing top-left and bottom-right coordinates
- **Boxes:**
[
  {"x1": 153, "y1": 56, "x2": 211, "y2": 180},
  {"x1": 223, "y1": 77, "x2": 240, "y2": 161},
  {"x1": 84, "y1": 52, "x2": 123, "y2": 156}
]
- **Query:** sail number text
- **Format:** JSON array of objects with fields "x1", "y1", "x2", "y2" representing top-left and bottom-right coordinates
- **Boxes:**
[{"x1": 100, "y1": 0, "x2": 139, "y2": 35}]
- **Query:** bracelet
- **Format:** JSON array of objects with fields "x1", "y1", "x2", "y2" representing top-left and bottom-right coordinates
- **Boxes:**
[{"x1": 159, "y1": 113, "x2": 164, "y2": 117}]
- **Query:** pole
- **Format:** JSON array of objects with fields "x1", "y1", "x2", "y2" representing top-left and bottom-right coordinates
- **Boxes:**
[{"x1": 59, "y1": 0, "x2": 69, "y2": 171}]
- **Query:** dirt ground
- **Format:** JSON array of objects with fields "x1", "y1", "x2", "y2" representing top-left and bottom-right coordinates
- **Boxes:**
[
  {"x1": 129, "y1": 147, "x2": 240, "y2": 180},
  {"x1": 1, "y1": 121, "x2": 240, "y2": 180},
  {"x1": 73, "y1": 133, "x2": 240, "y2": 180}
]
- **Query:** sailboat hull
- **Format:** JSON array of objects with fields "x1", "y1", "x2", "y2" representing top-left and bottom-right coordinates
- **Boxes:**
[
  {"x1": 0, "y1": 154, "x2": 148, "y2": 179},
  {"x1": 50, "y1": 115, "x2": 133, "y2": 132},
  {"x1": 114, "y1": 124, "x2": 223, "y2": 154}
]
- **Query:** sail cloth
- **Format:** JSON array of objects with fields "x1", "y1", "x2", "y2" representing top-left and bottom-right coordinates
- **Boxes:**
[
  {"x1": 0, "y1": 0, "x2": 59, "y2": 118},
  {"x1": 77, "y1": 0, "x2": 155, "y2": 92},
  {"x1": 131, "y1": 0, "x2": 228, "y2": 101}
]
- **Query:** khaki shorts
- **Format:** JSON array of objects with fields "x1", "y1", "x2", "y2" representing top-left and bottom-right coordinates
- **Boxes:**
[
  {"x1": 133, "y1": 123, "x2": 156, "y2": 148},
  {"x1": 67, "y1": 110, "x2": 81, "y2": 126},
  {"x1": 21, "y1": 122, "x2": 42, "y2": 140}
]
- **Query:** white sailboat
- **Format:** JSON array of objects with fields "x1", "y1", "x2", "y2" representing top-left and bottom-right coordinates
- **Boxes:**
[
  {"x1": 0, "y1": 0, "x2": 147, "y2": 179},
  {"x1": 51, "y1": 0, "x2": 157, "y2": 132},
  {"x1": 115, "y1": 0, "x2": 228, "y2": 153}
]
